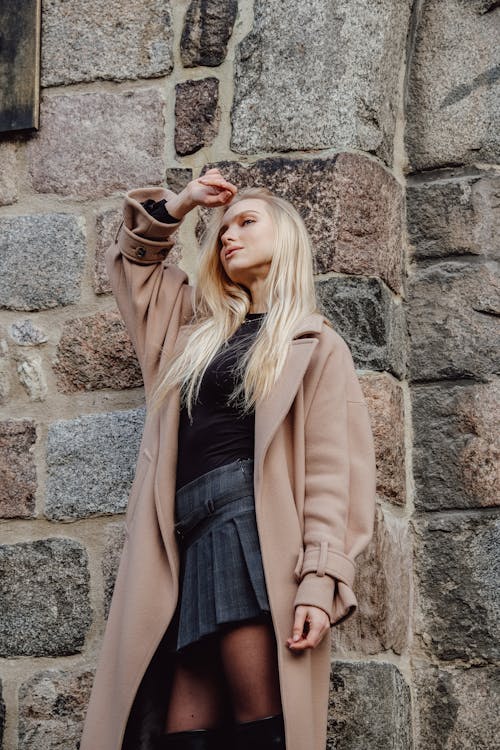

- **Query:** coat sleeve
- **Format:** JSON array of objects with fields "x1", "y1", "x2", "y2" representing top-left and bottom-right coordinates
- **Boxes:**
[
  {"x1": 105, "y1": 186, "x2": 194, "y2": 392},
  {"x1": 293, "y1": 337, "x2": 377, "y2": 626}
]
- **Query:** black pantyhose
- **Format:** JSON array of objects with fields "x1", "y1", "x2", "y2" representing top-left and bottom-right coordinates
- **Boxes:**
[{"x1": 164, "y1": 616, "x2": 282, "y2": 734}]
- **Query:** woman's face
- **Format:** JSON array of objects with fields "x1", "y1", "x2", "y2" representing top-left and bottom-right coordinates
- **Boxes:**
[{"x1": 218, "y1": 198, "x2": 275, "y2": 289}]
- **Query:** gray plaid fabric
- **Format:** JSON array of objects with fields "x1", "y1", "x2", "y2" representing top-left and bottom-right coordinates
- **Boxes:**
[{"x1": 171, "y1": 458, "x2": 271, "y2": 652}]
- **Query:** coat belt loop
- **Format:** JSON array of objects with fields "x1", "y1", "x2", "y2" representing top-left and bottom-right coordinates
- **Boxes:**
[{"x1": 317, "y1": 541, "x2": 328, "y2": 576}]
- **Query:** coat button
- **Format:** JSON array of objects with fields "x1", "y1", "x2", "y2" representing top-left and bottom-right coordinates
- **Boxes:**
[
  {"x1": 159, "y1": 248, "x2": 168, "y2": 257},
  {"x1": 136, "y1": 247, "x2": 146, "y2": 258}
]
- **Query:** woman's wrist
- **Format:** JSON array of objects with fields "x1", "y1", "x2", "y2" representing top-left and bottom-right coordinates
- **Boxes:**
[{"x1": 165, "y1": 188, "x2": 196, "y2": 220}]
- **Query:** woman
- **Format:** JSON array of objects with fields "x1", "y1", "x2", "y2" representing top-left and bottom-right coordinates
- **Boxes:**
[{"x1": 80, "y1": 168, "x2": 377, "y2": 750}]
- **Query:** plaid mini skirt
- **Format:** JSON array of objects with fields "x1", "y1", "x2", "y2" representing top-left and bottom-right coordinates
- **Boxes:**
[{"x1": 168, "y1": 457, "x2": 271, "y2": 653}]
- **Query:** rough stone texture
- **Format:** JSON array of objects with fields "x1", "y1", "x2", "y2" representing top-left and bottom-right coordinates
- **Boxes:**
[
  {"x1": 413, "y1": 664, "x2": 500, "y2": 750},
  {"x1": 17, "y1": 355, "x2": 48, "y2": 401},
  {"x1": 0, "y1": 213, "x2": 86, "y2": 311},
  {"x1": 200, "y1": 155, "x2": 404, "y2": 294},
  {"x1": 406, "y1": 0, "x2": 500, "y2": 171},
  {"x1": 41, "y1": 0, "x2": 174, "y2": 87},
  {"x1": 412, "y1": 380, "x2": 499, "y2": 511},
  {"x1": 361, "y1": 372, "x2": 406, "y2": 507},
  {"x1": 27, "y1": 89, "x2": 165, "y2": 199},
  {"x1": 316, "y1": 277, "x2": 406, "y2": 379},
  {"x1": 0, "y1": 339, "x2": 10, "y2": 405},
  {"x1": 45, "y1": 407, "x2": 146, "y2": 520},
  {"x1": 0, "y1": 141, "x2": 18, "y2": 205},
  {"x1": 0, "y1": 539, "x2": 92, "y2": 657},
  {"x1": 95, "y1": 206, "x2": 183, "y2": 295},
  {"x1": 412, "y1": 510, "x2": 499, "y2": 662},
  {"x1": 175, "y1": 78, "x2": 220, "y2": 156},
  {"x1": 327, "y1": 661, "x2": 412, "y2": 749},
  {"x1": 18, "y1": 668, "x2": 94, "y2": 750},
  {"x1": 407, "y1": 260, "x2": 499, "y2": 382},
  {"x1": 8, "y1": 319, "x2": 48, "y2": 346},
  {"x1": 102, "y1": 522, "x2": 127, "y2": 618},
  {"x1": 0, "y1": 420, "x2": 37, "y2": 519},
  {"x1": 164, "y1": 168, "x2": 194, "y2": 195},
  {"x1": 335, "y1": 506, "x2": 411, "y2": 657},
  {"x1": 231, "y1": 0, "x2": 412, "y2": 165},
  {"x1": 407, "y1": 168, "x2": 500, "y2": 261},
  {"x1": 52, "y1": 310, "x2": 143, "y2": 393},
  {"x1": 181, "y1": 0, "x2": 238, "y2": 67}
]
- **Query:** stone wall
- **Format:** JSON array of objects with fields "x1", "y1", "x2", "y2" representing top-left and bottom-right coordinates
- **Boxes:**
[{"x1": 0, "y1": 1, "x2": 498, "y2": 748}]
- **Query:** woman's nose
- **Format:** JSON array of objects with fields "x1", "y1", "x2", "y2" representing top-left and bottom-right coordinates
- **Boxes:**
[{"x1": 222, "y1": 229, "x2": 236, "y2": 246}]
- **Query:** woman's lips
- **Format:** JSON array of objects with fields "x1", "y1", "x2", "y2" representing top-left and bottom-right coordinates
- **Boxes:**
[{"x1": 226, "y1": 247, "x2": 242, "y2": 258}]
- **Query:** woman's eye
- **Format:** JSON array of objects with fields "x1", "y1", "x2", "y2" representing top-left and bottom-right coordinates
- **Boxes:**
[{"x1": 242, "y1": 218, "x2": 254, "y2": 225}]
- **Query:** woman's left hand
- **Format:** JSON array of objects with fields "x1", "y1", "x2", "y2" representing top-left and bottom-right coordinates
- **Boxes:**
[{"x1": 286, "y1": 605, "x2": 331, "y2": 651}]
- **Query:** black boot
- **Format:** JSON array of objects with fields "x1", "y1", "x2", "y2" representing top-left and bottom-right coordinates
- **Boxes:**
[
  {"x1": 158, "y1": 727, "x2": 220, "y2": 749},
  {"x1": 234, "y1": 713, "x2": 286, "y2": 750}
]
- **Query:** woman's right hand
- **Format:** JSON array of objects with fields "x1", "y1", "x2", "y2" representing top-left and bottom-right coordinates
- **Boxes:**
[{"x1": 166, "y1": 168, "x2": 238, "y2": 219}]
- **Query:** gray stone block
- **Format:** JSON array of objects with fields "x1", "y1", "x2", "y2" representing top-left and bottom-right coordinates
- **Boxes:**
[
  {"x1": 327, "y1": 661, "x2": 412, "y2": 749},
  {"x1": 8, "y1": 320, "x2": 48, "y2": 346},
  {"x1": 413, "y1": 664, "x2": 499, "y2": 750},
  {"x1": 407, "y1": 260, "x2": 500, "y2": 381},
  {"x1": 231, "y1": 0, "x2": 412, "y2": 165},
  {"x1": 45, "y1": 407, "x2": 146, "y2": 520},
  {"x1": 316, "y1": 276, "x2": 406, "y2": 378},
  {"x1": 181, "y1": 0, "x2": 238, "y2": 67},
  {"x1": 406, "y1": 0, "x2": 500, "y2": 170},
  {"x1": 412, "y1": 510, "x2": 499, "y2": 662},
  {"x1": 412, "y1": 380, "x2": 499, "y2": 511},
  {"x1": 18, "y1": 668, "x2": 94, "y2": 750},
  {"x1": 102, "y1": 522, "x2": 127, "y2": 618},
  {"x1": 0, "y1": 214, "x2": 85, "y2": 311},
  {"x1": 0, "y1": 539, "x2": 92, "y2": 657},
  {"x1": 41, "y1": 0, "x2": 175, "y2": 86},
  {"x1": 27, "y1": 89, "x2": 165, "y2": 199},
  {"x1": 200, "y1": 154, "x2": 404, "y2": 294},
  {"x1": 407, "y1": 169, "x2": 500, "y2": 261},
  {"x1": 175, "y1": 78, "x2": 220, "y2": 156}
]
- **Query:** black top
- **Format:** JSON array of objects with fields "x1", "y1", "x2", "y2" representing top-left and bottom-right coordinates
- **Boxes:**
[{"x1": 175, "y1": 314, "x2": 267, "y2": 491}]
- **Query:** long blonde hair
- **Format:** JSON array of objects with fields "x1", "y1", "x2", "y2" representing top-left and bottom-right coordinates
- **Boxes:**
[{"x1": 149, "y1": 186, "x2": 322, "y2": 419}]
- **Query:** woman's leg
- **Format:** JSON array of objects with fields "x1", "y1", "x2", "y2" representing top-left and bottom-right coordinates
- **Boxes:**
[
  {"x1": 218, "y1": 616, "x2": 282, "y2": 722},
  {"x1": 164, "y1": 636, "x2": 231, "y2": 733}
]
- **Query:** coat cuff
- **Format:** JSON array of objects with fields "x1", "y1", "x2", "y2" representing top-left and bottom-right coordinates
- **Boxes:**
[
  {"x1": 118, "y1": 186, "x2": 183, "y2": 265},
  {"x1": 293, "y1": 573, "x2": 336, "y2": 621}
]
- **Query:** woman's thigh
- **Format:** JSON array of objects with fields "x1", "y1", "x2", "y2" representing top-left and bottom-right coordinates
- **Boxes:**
[
  {"x1": 218, "y1": 615, "x2": 282, "y2": 723},
  {"x1": 164, "y1": 637, "x2": 231, "y2": 733}
]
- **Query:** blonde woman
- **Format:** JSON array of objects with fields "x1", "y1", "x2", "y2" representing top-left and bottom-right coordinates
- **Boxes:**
[{"x1": 80, "y1": 168, "x2": 377, "y2": 750}]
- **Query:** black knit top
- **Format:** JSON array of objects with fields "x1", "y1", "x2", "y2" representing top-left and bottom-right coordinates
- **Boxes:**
[{"x1": 175, "y1": 314, "x2": 267, "y2": 491}]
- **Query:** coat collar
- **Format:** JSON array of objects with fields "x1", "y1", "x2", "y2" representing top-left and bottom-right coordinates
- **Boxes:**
[{"x1": 290, "y1": 312, "x2": 325, "y2": 340}]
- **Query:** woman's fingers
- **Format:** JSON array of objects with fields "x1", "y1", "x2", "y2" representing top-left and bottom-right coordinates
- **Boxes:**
[
  {"x1": 286, "y1": 606, "x2": 330, "y2": 651},
  {"x1": 203, "y1": 190, "x2": 233, "y2": 206},
  {"x1": 198, "y1": 174, "x2": 238, "y2": 195}
]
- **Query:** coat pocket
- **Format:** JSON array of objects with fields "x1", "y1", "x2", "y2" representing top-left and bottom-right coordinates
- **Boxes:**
[{"x1": 125, "y1": 448, "x2": 153, "y2": 533}]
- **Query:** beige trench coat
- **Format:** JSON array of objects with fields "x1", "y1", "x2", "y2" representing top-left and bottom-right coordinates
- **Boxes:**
[{"x1": 80, "y1": 187, "x2": 377, "y2": 750}]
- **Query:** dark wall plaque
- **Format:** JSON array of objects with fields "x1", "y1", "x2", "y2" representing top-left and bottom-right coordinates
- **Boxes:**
[{"x1": 0, "y1": 0, "x2": 41, "y2": 133}]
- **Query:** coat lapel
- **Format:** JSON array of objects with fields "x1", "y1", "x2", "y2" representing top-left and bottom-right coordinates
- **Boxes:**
[{"x1": 254, "y1": 313, "x2": 324, "y2": 475}]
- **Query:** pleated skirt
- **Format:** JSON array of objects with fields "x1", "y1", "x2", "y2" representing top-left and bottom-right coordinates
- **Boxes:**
[{"x1": 168, "y1": 457, "x2": 271, "y2": 653}]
